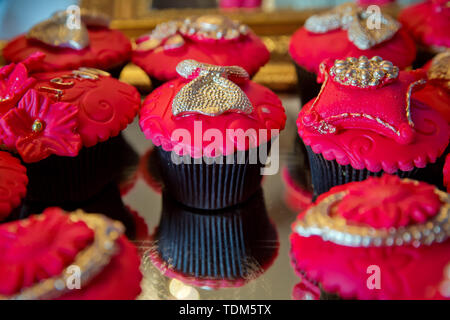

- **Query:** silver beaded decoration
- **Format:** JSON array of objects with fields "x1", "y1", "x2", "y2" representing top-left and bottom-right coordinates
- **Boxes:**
[
  {"x1": 294, "y1": 181, "x2": 450, "y2": 248},
  {"x1": 172, "y1": 60, "x2": 253, "y2": 117},
  {"x1": 329, "y1": 56, "x2": 399, "y2": 88},
  {"x1": 304, "y1": 2, "x2": 400, "y2": 50}
]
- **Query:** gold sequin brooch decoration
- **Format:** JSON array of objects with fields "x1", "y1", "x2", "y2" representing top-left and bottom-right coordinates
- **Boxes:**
[
  {"x1": 304, "y1": 2, "x2": 400, "y2": 50},
  {"x1": 172, "y1": 60, "x2": 253, "y2": 117}
]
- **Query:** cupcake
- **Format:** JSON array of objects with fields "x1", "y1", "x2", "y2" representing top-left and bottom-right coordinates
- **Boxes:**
[
  {"x1": 0, "y1": 151, "x2": 28, "y2": 222},
  {"x1": 444, "y1": 154, "x2": 450, "y2": 192},
  {"x1": 297, "y1": 56, "x2": 449, "y2": 197},
  {"x1": 140, "y1": 59, "x2": 286, "y2": 209},
  {"x1": 399, "y1": 0, "x2": 450, "y2": 68},
  {"x1": 413, "y1": 50, "x2": 450, "y2": 123},
  {"x1": 289, "y1": 2, "x2": 416, "y2": 107},
  {"x1": 0, "y1": 207, "x2": 142, "y2": 300},
  {"x1": 3, "y1": 10, "x2": 131, "y2": 78},
  {"x1": 290, "y1": 175, "x2": 450, "y2": 300},
  {"x1": 132, "y1": 15, "x2": 270, "y2": 88},
  {"x1": 149, "y1": 189, "x2": 278, "y2": 289},
  {"x1": 0, "y1": 56, "x2": 141, "y2": 203}
]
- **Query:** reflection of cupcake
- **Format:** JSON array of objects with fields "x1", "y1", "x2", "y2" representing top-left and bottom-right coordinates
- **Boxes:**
[
  {"x1": 0, "y1": 58, "x2": 140, "y2": 203},
  {"x1": 413, "y1": 51, "x2": 450, "y2": 123},
  {"x1": 3, "y1": 10, "x2": 131, "y2": 78},
  {"x1": 149, "y1": 189, "x2": 278, "y2": 289},
  {"x1": 289, "y1": 2, "x2": 416, "y2": 106},
  {"x1": 140, "y1": 59, "x2": 286, "y2": 209},
  {"x1": 297, "y1": 56, "x2": 449, "y2": 197},
  {"x1": 291, "y1": 175, "x2": 450, "y2": 300},
  {"x1": 132, "y1": 15, "x2": 269, "y2": 88},
  {"x1": 0, "y1": 151, "x2": 27, "y2": 222},
  {"x1": 399, "y1": 0, "x2": 450, "y2": 68},
  {"x1": 0, "y1": 207, "x2": 142, "y2": 300}
]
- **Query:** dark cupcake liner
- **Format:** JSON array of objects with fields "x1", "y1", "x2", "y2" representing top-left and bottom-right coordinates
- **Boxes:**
[
  {"x1": 9, "y1": 183, "x2": 138, "y2": 239},
  {"x1": 155, "y1": 143, "x2": 271, "y2": 210},
  {"x1": 106, "y1": 62, "x2": 128, "y2": 79},
  {"x1": 306, "y1": 145, "x2": 446, "y2": 198},
  {"x1": 154, "y1": 189, "x2": 278, "y2": 285},
  {"x1": 24, "y1": 133, "x2": 135, "y2": 203},
  {"x1": 294, "y1": 64, "x2": 321, "y2": 108},
  {"x1": 286, "y1": 133, "x2": 312, "y2": 191}
]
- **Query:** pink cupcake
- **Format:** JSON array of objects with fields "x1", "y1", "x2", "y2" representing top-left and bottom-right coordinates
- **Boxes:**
[
  {"x1": 289, "y1": 2, "x2": 416, "y2": 106},
  {"x1": 139, "y1": 59, "x2": 285, "y2": 209},
  {"x1": 3, "y1": 10, "x2": 131, "y2": 78},
  {"x1": 0, "y1": 207, "x2": 142, "y2": 300},
  {"x1": 0, "y1": 54, "x2": 141, "y2": 203},
  {"x1": 290, "y1": 175, "x2": 450, "y2": 300},
  {"x1": 297, "y1": 56, "x2": 449, "y2": 196},
  {"x1": 132, "y1": 15, "x2": 270, "y2": 87},
  {"x1": 399, "y1": 0, "x2": 450, "y2": 68}
]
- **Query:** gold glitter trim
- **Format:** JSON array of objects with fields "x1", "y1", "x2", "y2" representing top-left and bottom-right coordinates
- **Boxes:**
[
  {"x1": 0, "y1": 211, "x2": 124, "y2": 300},
  {"x1": 406, "y1": 79, "x2": 427, "y2": 127},
  {"x1": 428, "y1": 50, "x2": 450, "y2": 91},
  {"x1": 294, "y1": 180, "x2": 450, "y2": 248},
  {"x1": 172, "y1": 60, "x2": 253, "y2": 117}
]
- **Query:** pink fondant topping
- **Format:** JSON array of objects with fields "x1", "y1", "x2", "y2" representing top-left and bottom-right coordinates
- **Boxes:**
[
  {"x1": 301, "y1": 63, "x2": 426, "y2": 145},
  {"x1": 289, "y1": 27, "x2": 416, "y2": 74},
  {"x1": 399, "y1": 0, "x2": 450, "y2": 49},
  {"x1": 132, "y1": 22, "x2": 269, "y2": 81},
  {"x1": 336, "y1": 175, "x2": 442, "y2": 229},
  {"x1": 0, "y1": 208, "x2": 94, "y2": 295},
  {"x1": 0, "y1": 62, "x2": 36, "y2": 116},
  {"x1": 0, "y1": 89, "x2": 81, "y2": 163},
  {"x1": 140, "y1": 77, "x2": 285, "y2": 158},
  {"x1": 3, "y1": 27, "x2": 131, "y2": 72},
  {"x1": 0, "y1": 151, "x2": 27, "y2": 220},
  {"x1": 444, "y1": 154, "x2": 450, "y2": 192}
]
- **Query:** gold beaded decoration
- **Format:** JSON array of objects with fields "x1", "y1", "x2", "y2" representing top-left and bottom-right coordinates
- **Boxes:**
[
  {"x1": 329, "y1": 56, "x2": 399, "y2": 88},
  {"x1": 428, "y1": 50, "x2": 450, "y2": 91},
  {"x1": 294, "y1": 180, "x2": 450, "y2": 248},
  {"x1": 172, "y1": 60, "x2": 253, "y2": 117},
  {"x1": 31, "y1": 119, "x2": 44, "y2": 133}
]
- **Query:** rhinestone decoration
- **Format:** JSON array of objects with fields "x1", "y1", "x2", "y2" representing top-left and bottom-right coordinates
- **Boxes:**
[
  {"x1": 27, "y1": 9, "x2": 110, "y2": 50},
  {"x1": 428, "y1": 50, "x2": 450, "y2": 91},
  {"x1": 172, "y1": 60, "x2": 253, "y2": 117},
  {"x1": 135, "y1": 15, "x2": 248, "y2": 52},
  {"x1": 330, "y1": 56, "x2": 399, "y2": 88},
  {"x1": 294, "y1": 180, "x2": 450, "y2": 248},
  {"x1": 0, "y1": 211, "x2": 124, "y2": 300},
  {"x1": 31, "y1": 119, "x2": 44, "y2": 133},
  {"x1": 304, "y1": 2, "x2": 400, "y2": 50}
]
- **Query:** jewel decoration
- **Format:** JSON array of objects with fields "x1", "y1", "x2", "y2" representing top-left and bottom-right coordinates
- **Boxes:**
[
  {"x1": 304, "y1": 2, "x2": 400, "y2": 50},
  {"x1": 27, "y1": 9, "x2": 111, "y2": 50},
  {"x1": 428, "y1": 50, "x2": 450, "y2": 91},
  {"x1": 330, "y1": 56, "x2": 399, "y2": 88},
  {"x1": 294, "y1": 178, "x2": 450, "y2": 248},
  {"x1": 135, "y1": 15, "x2": 249, "y2": 52},
  {"x1": 172, "y1": 60, "x2": 253, "y2": 117},
  {"x1": 0, "y1": 208, "x2": 124, "y2": 300}
]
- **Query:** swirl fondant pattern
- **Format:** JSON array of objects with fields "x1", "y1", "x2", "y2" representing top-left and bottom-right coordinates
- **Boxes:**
[
  {"x1": 3, "y1": 28, "x2": 131, "y2": 73},
  {"x1": 139, "y1": 77, "x2": 286, "y2": 158},
  {"x1": 0, "y1": 151, "x2": 27, "y2": 220}
]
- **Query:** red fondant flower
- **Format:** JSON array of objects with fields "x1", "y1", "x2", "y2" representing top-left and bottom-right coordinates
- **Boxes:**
[
  {"x1": 0, "y1": 62, "x2": 36, "y2": 115},
  {"x1": 0, "y1": 208, "x2": 94, "y2": 295},
  {"x1": 336, "y1": 175, "x2": 442, "y2": 229},
  {"x1": 0, "y1": 89, "x2": 82, "y2": 163}
]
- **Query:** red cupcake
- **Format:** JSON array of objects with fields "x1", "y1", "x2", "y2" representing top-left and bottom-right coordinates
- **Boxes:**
[
  {"x1": 0, "y1": 207, "x2": 142, "y2": 300},
  {"x1": 0, "y1": 151, "x2": 27, "y2": 221},
  {"x1": 140, "y1": 59, "x2": 286, "y2": 209},
  {"x1": 290, "y1": 175, "x2": 450, "y2": 300},
  {"x1": 3, "y1": 10, "x2": 131, "y2": 78},
  {"x1": 132, "y1": 15, "x2": 269, "y2": 88},
  {"x1": 297, "y1": 56, "x2": 449, "y2": 196},
  {"x1": 289, "y1": 2, "x2": 416, "y2": 106},
  {"x1": 399, "y1": 0, "x2": 450, "y2": 68},
  {"x1": 0, "y1": 55, "x2": 141, "y2": 203}
]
